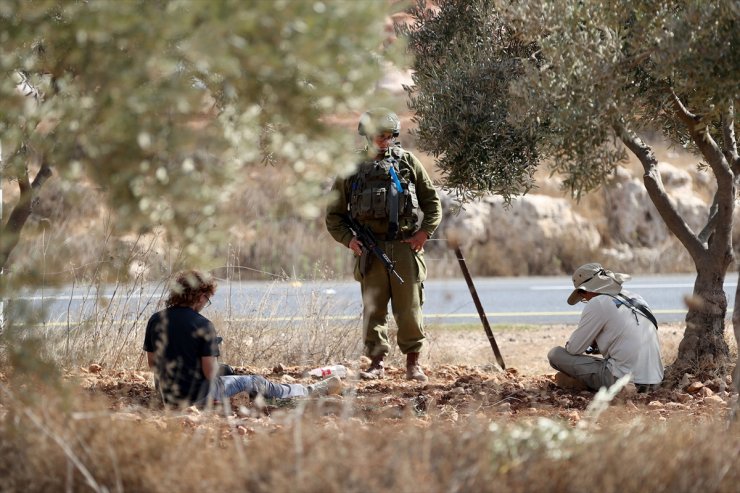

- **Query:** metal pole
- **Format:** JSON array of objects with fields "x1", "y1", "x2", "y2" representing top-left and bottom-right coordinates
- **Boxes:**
[{"x1": 454, "y1": 246, "x2": 506, "y2": 369}]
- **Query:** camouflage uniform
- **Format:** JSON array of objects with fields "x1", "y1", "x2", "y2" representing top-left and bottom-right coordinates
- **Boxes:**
[{"x1": 326, "y1": 140, "x2": 442, "y2": 376}]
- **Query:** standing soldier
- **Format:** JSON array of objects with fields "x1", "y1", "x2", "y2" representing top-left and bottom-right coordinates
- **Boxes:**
[{"x1": 326, "y1": 108, "x2": 442, "y2": 382}]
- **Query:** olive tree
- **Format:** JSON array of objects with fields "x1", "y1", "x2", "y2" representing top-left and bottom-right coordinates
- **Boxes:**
[
  {"x1": 0, "y1": 0, "x2": 393, "y2": 281},
  {"x1": 404, "y1": 0, "x2": 739, "y2": 380}
]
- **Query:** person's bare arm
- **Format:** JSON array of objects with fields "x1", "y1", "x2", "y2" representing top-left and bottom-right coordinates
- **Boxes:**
[
  {"x1": 201, "y1": 355, "x2": 219, "y2": 380},
  {"x1": 146, "y1": 351, "x2": 156, "y2": 369}
]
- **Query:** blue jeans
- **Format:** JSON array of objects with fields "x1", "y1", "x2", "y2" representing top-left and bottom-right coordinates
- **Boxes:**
[{"x1": 218, "y1": 375, "x2": 308, "y2": 400}]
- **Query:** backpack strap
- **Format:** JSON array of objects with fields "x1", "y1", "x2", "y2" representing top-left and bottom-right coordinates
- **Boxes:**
[{"x1": 609, "y1": 293, "x2": 658, "y2": 329}]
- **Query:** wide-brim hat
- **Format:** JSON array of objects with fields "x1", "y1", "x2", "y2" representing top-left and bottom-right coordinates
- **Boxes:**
[{"x1": 567, "y1": 263, "x2": 631, "y2": 305}]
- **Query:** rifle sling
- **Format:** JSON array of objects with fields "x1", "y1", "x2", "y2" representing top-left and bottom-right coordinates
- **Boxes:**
[{"x1": 608, "y1": 293, "x2": 659, "y2": 329}]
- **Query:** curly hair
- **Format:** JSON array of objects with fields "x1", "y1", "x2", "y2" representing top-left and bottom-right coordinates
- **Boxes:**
[{"x1": 165, "y1": 270, "x2": 217, "y2": 308}]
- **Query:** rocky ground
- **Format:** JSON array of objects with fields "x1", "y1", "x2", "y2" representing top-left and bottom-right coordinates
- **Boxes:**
[{"x1": 68, "y1": 324, "x2": 738, "y2": 434}]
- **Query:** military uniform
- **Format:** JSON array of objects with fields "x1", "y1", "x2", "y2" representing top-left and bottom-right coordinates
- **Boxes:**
[{"x1": 326, "y1": 142, "x2": 442, "y2": 376}]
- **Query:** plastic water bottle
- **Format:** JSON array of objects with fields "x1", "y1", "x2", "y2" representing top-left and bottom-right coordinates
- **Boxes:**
[{"x1": 308, "y1": 364, "x2": 348, "y2": 378}]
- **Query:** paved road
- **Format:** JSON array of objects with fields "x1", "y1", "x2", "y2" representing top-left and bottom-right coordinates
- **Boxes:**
[
  {"x1": 425, "y1": 274, "x2": 736, "y2": 325},
  {"x1": 11, "y1": 273, "x2": 738, "y2": 327}
]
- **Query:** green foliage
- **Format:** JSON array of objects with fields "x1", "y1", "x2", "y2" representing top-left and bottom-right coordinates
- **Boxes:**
[
  {"x1": 404, "y1": 0, "x2": 539, "y2": 202},
  {"x1": 487, "y1": 418, "x2": 588, "y2": 465},
  {"x1": 405, "y1": 0, "x2": 739, "y2": 199},
  {"x1": 509, "y1": 0, "x2": 739, "y2": 195},
  {"x1": 0, "y1": 0, "x2": 392, "y2": 281}
]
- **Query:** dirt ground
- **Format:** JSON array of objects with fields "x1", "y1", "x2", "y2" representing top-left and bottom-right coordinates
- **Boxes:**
[
  {"x1": 425, "y1": 323, "x2": 687, "y2": 375},
  {"x1": 71, "y1": 323, "x2": 738, "y2": 430}
]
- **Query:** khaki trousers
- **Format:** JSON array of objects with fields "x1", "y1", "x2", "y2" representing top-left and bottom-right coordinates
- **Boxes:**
[
  {"x1": 355, "y1": 240, "x2": 427, "y2": 357},
  {"x1": 547, "y1": 346, "x2": 617, "y2": 391}
]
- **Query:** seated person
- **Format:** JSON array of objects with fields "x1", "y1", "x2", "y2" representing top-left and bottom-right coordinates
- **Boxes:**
[
  {"x1": 548, "y1": 263, "x2": 663, "y2": 392},
  {"x1": 143, "y1": 270, "x2": 340, "y2": 409}
]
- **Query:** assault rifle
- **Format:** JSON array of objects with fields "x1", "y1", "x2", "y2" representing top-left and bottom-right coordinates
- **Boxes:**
[{"x1": 345, "y1": 215, "x2": 404, "y2": 284}]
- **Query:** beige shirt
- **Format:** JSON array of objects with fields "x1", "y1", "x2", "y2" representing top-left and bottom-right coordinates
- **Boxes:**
[{"x1": 566, "y1": 291, "x2": 664, "y2": 384}]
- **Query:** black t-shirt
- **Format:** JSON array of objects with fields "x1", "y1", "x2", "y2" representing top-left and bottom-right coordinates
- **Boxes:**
[{"x1": 143, "y1": 306, "x2": 220, "y2": 406}]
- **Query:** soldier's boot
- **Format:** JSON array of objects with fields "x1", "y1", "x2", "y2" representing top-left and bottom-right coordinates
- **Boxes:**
[
  {"x1": 406, "y1": 352, "x2": 428, "y2": 382},
  {"x1": 360, "y1": 355, "x2": 385, "y2": 380}
]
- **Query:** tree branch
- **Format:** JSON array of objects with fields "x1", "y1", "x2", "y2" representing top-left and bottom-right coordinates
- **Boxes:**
[
  {"x1": 722, "y1": 101, "x2": 739, "y2": 174},
  {"x1": 32, "y1": 160, "x2": 53, "y2": 190},
  {"x1": 615, "y1": 123, "x2": 705, "y2": 260},
  {"x1": 698, "y1": 194, "x2": 719, "y2": 244},
  {"x1": 669, "y1": 89, "x2": 735, "y2": 257},
  {"x1": 0, "y1": 158, "x2": 53, "y2": 270},
  {"x1": 669, "y1": 87, "x2": 699, "y2": 126},
  {"x1": 670, "y1": 89, "x2": 733, "y2": 183}
]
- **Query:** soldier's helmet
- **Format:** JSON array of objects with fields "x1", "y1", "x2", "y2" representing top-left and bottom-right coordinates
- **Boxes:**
[{"x1": 357, "y1": 108, "x2": 400, "y2": 138}]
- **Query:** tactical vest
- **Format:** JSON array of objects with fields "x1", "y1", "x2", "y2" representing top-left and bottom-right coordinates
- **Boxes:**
[{"x1": 348, "y1": 147, "x2": 420, "y2": 238}]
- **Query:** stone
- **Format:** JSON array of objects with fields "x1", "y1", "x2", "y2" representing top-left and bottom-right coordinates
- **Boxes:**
[
  {"x1": 434, "y1": 192, "x2": 600, "y2": 262},
  {"x1": 675, "y1": 393, "x2": 693, "y2": 403},
  {"x1": 686, "y1": 382, "x2": 704, "y2": 394},
  {"x1": 432, "y1": 160, "x2": 720, "y2": 272},
  {"x1": 664, "y1": 402, "x2": 689, "y2": 410},
  {"x1": 703, "y1": 395, "x2": 726, "y2": 408},
  {"x1": 603, "y1": 164, "x2": 708, "y2": 247},
  {"x1": 131, "y1": 373, "x2": 147, "y2": 383}
]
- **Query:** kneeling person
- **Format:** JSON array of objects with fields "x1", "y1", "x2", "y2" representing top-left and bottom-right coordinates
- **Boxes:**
[
  {"x1": 143, "y1": 270, "x2": 341, "y2": 408},
  {"x1": 548, "y1": 263, "x2": 663, "y2": 392}
]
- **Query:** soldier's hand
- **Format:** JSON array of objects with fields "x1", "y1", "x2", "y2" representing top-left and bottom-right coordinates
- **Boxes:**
[
  {"x1": 349, "y1": 237, "x2": 364, "y2": 256},
  {"x1": 402, "y1": 230, "x2": 429, "y2": 253}
]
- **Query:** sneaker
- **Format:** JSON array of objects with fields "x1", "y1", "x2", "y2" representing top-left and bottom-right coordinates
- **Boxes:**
[
  {"x1": 307, "y1": 376, "x2": 343, "y2": 396},
  {"x1": 359, "y1": 362, "x2": 385, "y2": 380}
]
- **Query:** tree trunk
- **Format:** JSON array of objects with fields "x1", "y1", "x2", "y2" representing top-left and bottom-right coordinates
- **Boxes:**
[
  {"x1": 673, "y1": 267, "x2": 731, "y2": 376},
  {"x1": 729, "y1": 271, "x2": 740, "y2": 420},
  {"x1": 618, "y1": 124, "x2": 734, "y2": 384}
]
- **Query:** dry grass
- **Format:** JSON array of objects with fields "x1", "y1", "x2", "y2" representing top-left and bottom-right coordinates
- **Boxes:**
[
  {"x1": 1, "y1": 370, "x2": 738, "y2": 493},
  {"x1": 4, "y1": 279, "x2": 363, "y2": 371}
]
